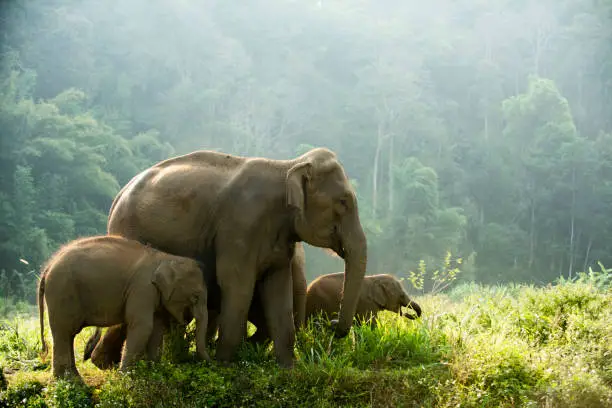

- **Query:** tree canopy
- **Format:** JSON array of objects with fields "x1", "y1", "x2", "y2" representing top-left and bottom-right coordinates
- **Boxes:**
[{"x1": 1, "y1": 0, "x2": 611, "y2": 300}]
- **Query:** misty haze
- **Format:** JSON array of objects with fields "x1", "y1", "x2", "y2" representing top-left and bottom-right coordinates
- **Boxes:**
[{"x1": 0, "y1": 1, "x2": 610, "y2": 406}]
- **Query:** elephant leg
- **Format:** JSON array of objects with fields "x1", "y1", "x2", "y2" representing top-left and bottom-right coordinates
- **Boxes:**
[
  {"x1": 247, "y1": 247, "x2": 306, "y2": 347},
  {"x1": 146, "y1": 313, "x2": 167, "y2": 363},
  {"x1": 214, "y1": 256, "x2": 256, "y2": 364},
  {"x1": 259, "y1": 268, "x2": 295, "y2": 368},
  {"x1": 90, "y1": 324, "x2": 127, "y2": 369},
  {"x1": 120, "y1": 318, "x2": 154, "y2": 371},
  {"x1": 51, "y1": 330, "x2": 79, "y2": 379}
]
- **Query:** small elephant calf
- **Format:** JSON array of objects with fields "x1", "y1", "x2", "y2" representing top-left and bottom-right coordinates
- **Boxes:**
[
  {"x1": 305, "y1": 273, "x2": 422, "y2": 328},
  {"x1": 38, "y1": 235, "x2": 210, "y2": 380}
]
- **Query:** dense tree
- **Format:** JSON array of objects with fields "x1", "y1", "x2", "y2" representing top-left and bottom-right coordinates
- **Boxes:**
[{"x1": 1, "y1": 0, "x2": 611, "y2": 298}]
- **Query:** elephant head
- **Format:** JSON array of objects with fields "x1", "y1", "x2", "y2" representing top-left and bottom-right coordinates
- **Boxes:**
[
  {"x1": 370, "y1": 275, "x2": 422, "y2": 319},
  {"x1": 152, "y1": 258, "x2": 207, "y2": 325},
  {"x1": 286, "y1": 148, "x2": 368, "y2": 337}
]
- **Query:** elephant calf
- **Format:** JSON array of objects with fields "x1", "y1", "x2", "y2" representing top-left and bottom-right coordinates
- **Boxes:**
[
  {"x1": 38, "y1": 235, "x2": 210, "y2": 380},
  {"x1": 305, "y1": 273, "x2": 422, "y2": 329}
]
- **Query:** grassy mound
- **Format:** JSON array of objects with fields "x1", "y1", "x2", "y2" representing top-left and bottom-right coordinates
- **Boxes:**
[{"x1": 0, "y1": 273, "x2": 610, "y2": 407}]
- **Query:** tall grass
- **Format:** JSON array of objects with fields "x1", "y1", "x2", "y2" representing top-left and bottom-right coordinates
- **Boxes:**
[{"x1": 1, "y1": 270, "x2": 610, "y2": 407}]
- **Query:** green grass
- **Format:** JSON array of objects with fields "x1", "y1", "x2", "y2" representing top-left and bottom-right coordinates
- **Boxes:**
[{"x1": 0, "y1": 275, "x2": 610, "y2": 407}]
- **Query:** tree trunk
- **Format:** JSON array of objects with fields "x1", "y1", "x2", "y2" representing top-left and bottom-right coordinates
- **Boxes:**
[
  {"x1": 372, "y1": 141, "x2": 380, "y2": 218},
  {"x1": 388, "y1": 134, "x2": 394, "y2": 214},
  {"x1": 372, "y1": 123, "x2": 384, "y2": 218},
  {"x1": 568, "y1": 166, "x2": 576, "y2": 279},
  {"x1": 583, "y1": 236, "x2": 593, "y2": 271}
]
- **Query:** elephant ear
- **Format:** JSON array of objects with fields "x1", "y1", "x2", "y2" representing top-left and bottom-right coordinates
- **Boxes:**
[
  {"x1": 153, "y1": 260, "x2": 185, "y2": 324},
  {"x1": 286, "y1": 161, "x2": 313, "y2": 213},
  {"x1": 370, "y1": 281, "x2": 388, "y2": 309}
]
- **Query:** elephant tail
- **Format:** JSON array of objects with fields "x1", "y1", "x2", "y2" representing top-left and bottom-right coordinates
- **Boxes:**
[
  {"x1": 83, "y1": 328, "x2": 102, "y2": 361},
  {"x1": 406, "y1": 300, "x2": 422, "y2": 319},
  {"x1": 37, "y1": 272, "x2": 47, "y2": 355}
]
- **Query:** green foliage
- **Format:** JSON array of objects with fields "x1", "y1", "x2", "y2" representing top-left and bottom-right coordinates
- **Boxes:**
[
  {"x1": 0, "y1": 380, "x2": 45, "y2": 408},
  {"x1": 1, "y1": 0, "x2": 612, "y2": 290},
  {"x1": 95, "y1": 361, "x2": 445, "y2": 408},
  {"x1": 1, "y1": 280, "x2": 610, "y2": 407},
  {"x1": 0, "y1": 378, "x2": 93, "y2": 408},
  {"x1": 46, "y1": 380, "x2": 93, "y2": 408},
  {"x1": 0, "y1": 317, "x2": 47, "y2": 372},
  {"x1": 0, "y1": 51, "x2": 170, "y2": 294},
  {"x1": 408, "y1": 251, "x2": 463, "y2": 295},
  {"x1": 571, "y1": 262, "x2": 612, "y2": 291},
  {"x1": 296, "y1": 313, "x2": 445, "y2": 370}
]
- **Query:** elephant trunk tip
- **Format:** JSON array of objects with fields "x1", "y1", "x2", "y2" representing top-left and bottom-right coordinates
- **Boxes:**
[
  {"x1": 410, "y1": 301, "x2": 422, "y2": 318},
  {"x1": 403, "y1": 301, "x2": 422, "y2": 319}
]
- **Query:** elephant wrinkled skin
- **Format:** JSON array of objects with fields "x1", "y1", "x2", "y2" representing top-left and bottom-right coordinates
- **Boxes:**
[
  {"x1": 305, "y1": 273, "x2": 422, "y2": 329},
  {"x1": 38, "y1": 236, "x2": 210, "y2": 380},
  {"x1": 85, "y1": 147, "x2": 367, "y2": 368}
]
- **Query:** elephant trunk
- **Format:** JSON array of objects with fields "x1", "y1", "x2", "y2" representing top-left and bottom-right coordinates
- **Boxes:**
[
  {"x1": 192, "y1": 295, "x2": 211, "y2": 362},
  {"x1": 404, "y1": 300, "x2": 422, "y2": 320},
  {"x1": 334, "y1": 211, "x2": 367, "y2": 338},
  {"x1": 291, "y1": 247, "x2": 307, "y2": 331}
]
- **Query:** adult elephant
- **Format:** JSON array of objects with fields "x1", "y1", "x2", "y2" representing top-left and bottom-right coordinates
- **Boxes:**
[{"x1": 86, "y1": 147, "x2": 367, "y2": 368}]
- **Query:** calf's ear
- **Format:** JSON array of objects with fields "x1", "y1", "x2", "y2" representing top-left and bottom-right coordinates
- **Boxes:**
[
  {"x1": 153, "y1": 260, "x2": 185, "y2": 324},
  {"x1": 370, "y1": 280, "x2": 387, "y2": 308}
]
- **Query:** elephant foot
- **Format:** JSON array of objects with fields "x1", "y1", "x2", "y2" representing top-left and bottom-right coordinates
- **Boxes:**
[
  {"x1": 276, "y1": 354, "x2": 295, "y2": 369},
  {"x1": 53, "y1": 367, "x2": 83, "y2": 383},
  {"x1": 329, "y1": 319, "x2": 350, "y2": 338},
  {"x1": 215, "y1": 335, "x2": 241, "y2": 365},
  {"x1": 273, "y1": 339, "x2": 296, "y2": 369}
]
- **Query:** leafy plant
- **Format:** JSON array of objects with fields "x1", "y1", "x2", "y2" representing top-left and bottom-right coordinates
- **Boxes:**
[{"x1": 407, "y1": 251, "x2": 463, "y2": 295}]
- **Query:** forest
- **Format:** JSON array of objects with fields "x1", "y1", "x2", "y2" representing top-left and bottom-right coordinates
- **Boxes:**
[
  {"x1": 0, "y1": 1, "x2": 611, "y2": 406},
  {"x1": 1, "y1": 0, "x2": 612, "y2": 298},
  {"x1": 1, "y1": 0, "x2": 612, "y2": 302}
]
